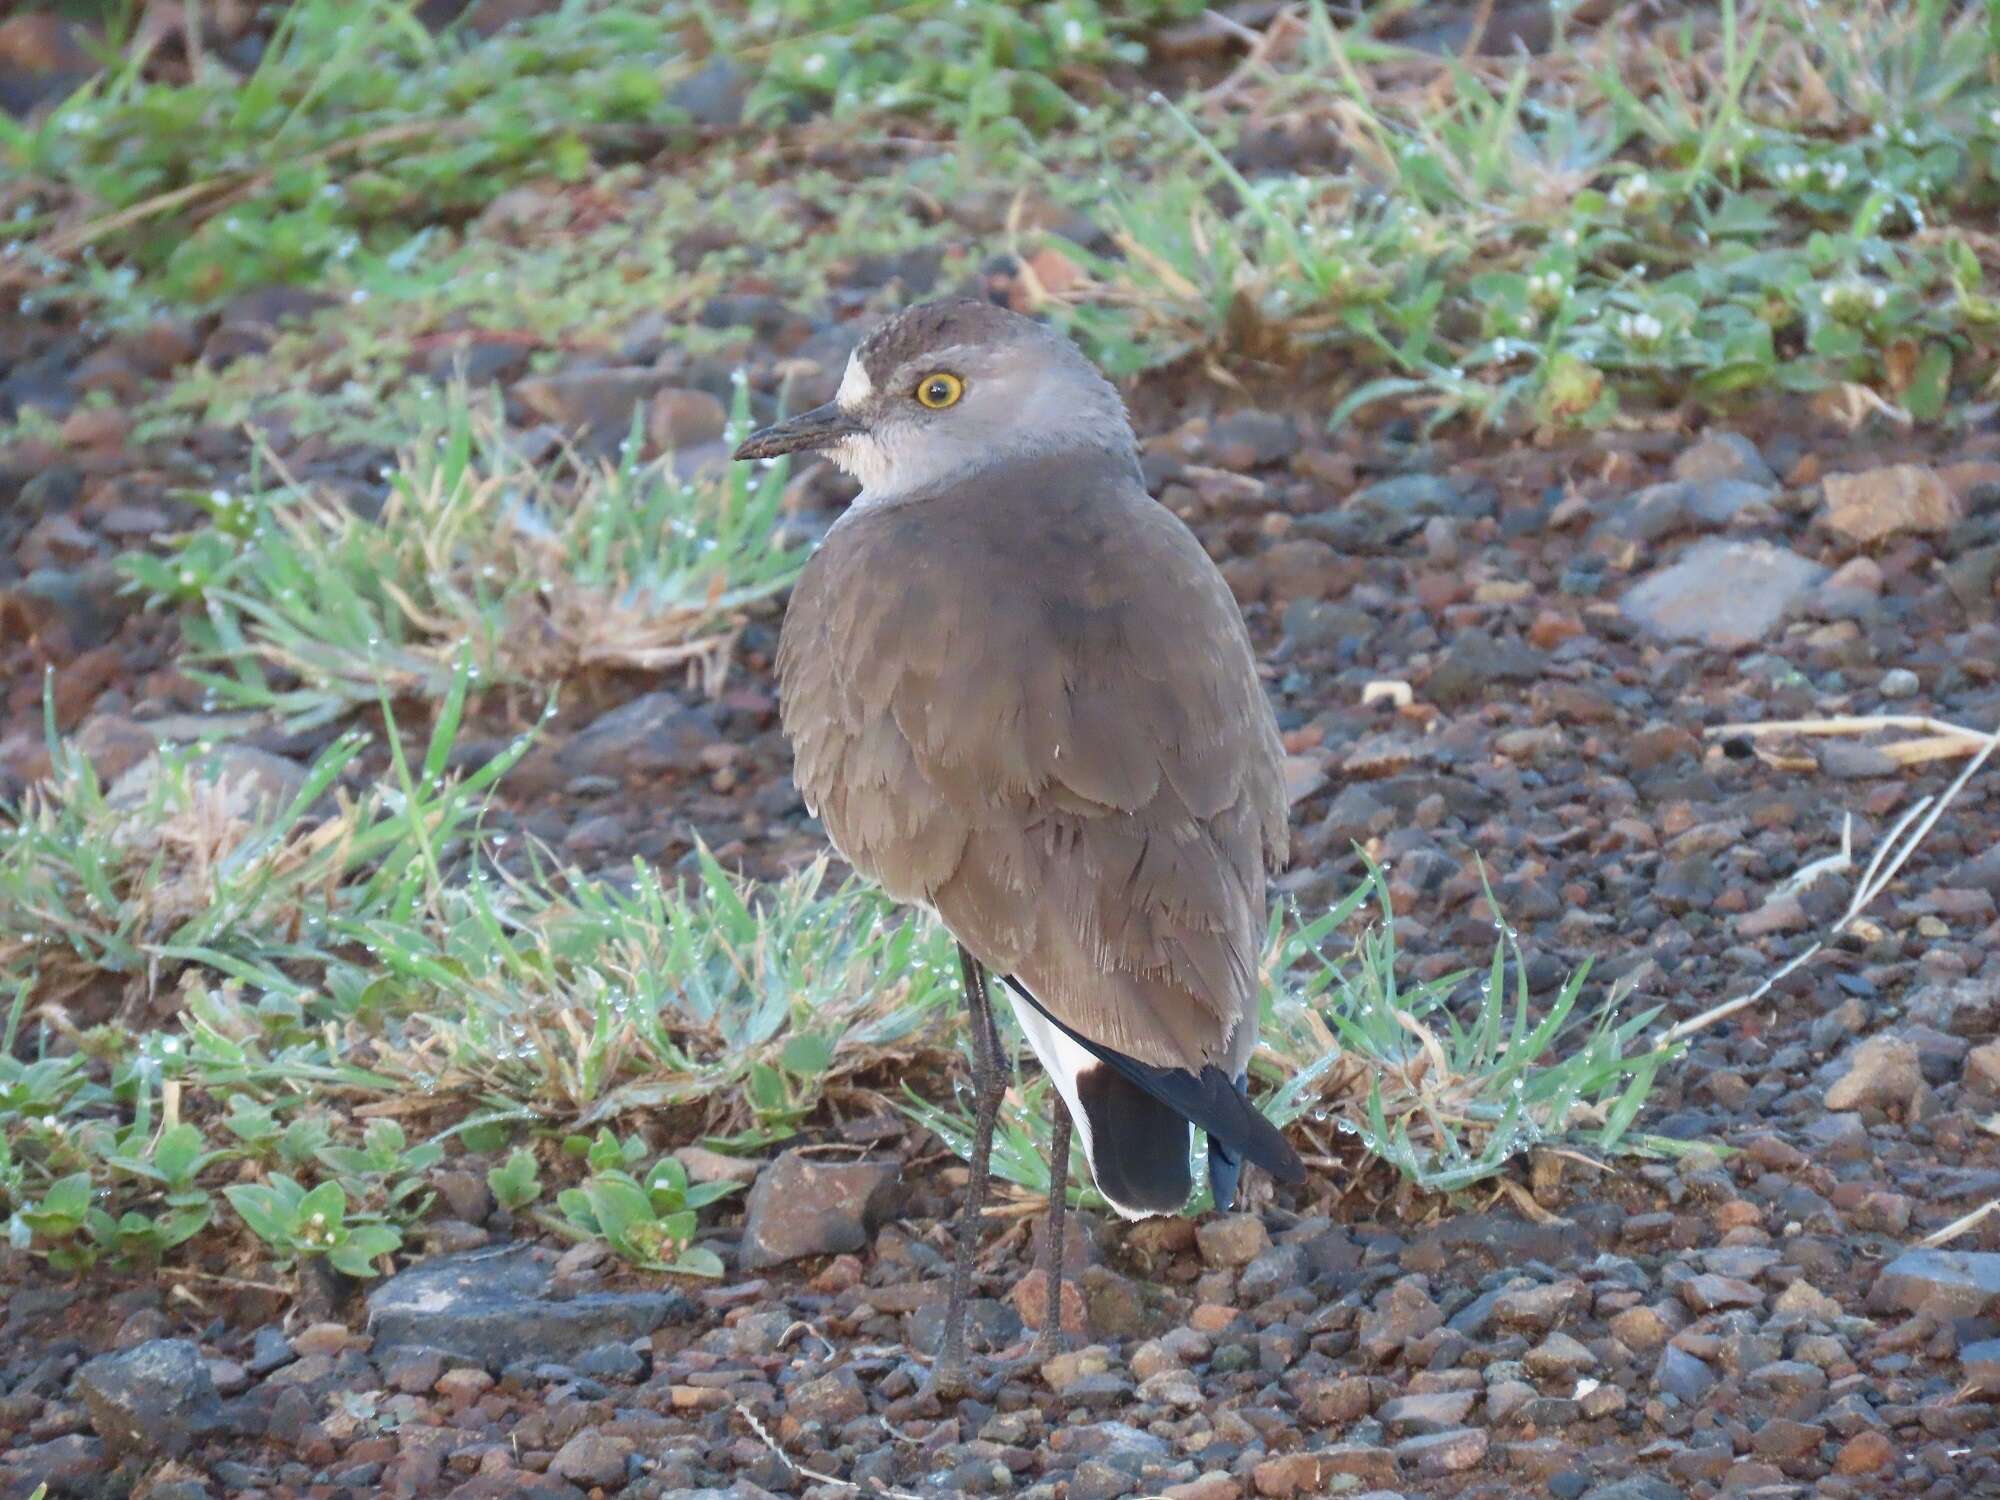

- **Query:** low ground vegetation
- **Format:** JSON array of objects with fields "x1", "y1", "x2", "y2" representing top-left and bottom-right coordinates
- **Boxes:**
[{"x1": 2, "y1": 2, "x2": 1998, "y2": 1495}]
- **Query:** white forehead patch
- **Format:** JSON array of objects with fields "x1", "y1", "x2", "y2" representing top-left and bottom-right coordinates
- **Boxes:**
[{"x1": 835, "y1": 352, "x2": 874, "y2": 409}]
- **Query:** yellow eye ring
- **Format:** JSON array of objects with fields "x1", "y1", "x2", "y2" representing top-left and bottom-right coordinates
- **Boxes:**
[{"x1": 915, "y1": 372, "x2": 963, "y2": 409}]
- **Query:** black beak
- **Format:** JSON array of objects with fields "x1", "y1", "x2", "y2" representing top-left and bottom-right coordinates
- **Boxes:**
[{"x1": 732, "y1": 401, "x2": 862, "y2": 462}]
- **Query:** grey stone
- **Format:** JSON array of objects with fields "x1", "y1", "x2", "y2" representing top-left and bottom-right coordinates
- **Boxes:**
[
  {"x1": 1907, "y1": 974, "x2": 2000, "y2": 1037},
  {"x1": 443, "y1": 1476, "x2": 588, "y2": 1500},
  {"x1": 366, "y1": 1243, "x2": 694, "y2": 1368},
  {"x1": 1239, "y1": 1243, "x2": 1306, "y2": 1301},
  {"x1": 1879, "y1": 667, "x2": 1920, "y2": 699},
  {"x1": 1379, "y1": 1388, "x2": 1476, "y2": 1433},
  {"x1": 109, "y1": 743, "x2": 308, "y2": 816},
  {"x1": 1208, "y1": 409, "x2": 1300, "y2": 467},
  {"x1": 1654, "y1": 1345, "x2": 1717, "y2": 1404},
  {"x1": 1357, "y1": 1277, "x2": 1443, "y2": 1359},
  {"x1": 1069, "y1": 1459, "x2": 1137, "y2": 1499},
  {"x1": 247, "y1": 1325, "x2": 296, "y2": 1376},
  {"x1": 1604, "y1": 478, "x2": 1774, "y2": 541},
  {"x1": 73, "y1": 1338, "x2": 222, "y2": 1458},
  {"x1": 1873, "y1": 1249, "x2": 2000, "y2": 1319},
  {"x1": 1490, "y1": 1279, "x2": 1587, "y2": 1333},
  {"x1": 786, "y1": 1368, "x2": 867, "y2": 1425},
  {"x1": 572, "y1": 1341, "x2": 645, "y2": 1382},
  {"x1": 1962, "y1": 1336, "x2": 2000, "y2": 1393},
  {"x1": 1674, "y1": 431, "x2": 1777, "y2": 487},
  {"x1": 1824, "y1": 1036, "x2": 1922, "y2": 1112},
  {"x1": 1620, "y1": 539, "x2": 1826, "y2": 647},
  {"x1": 15, "y1": 563, "x2": 139, "y2": 649},
  {"x1": 1395, "y1": 1427, "x2": 1488, "y2": 1475},
  {"x1": 1524, "y1": 1330, "x2": 1597, "y2": 1377},
  {"x1": 556, "y1": 693, "x2": 723, "y2": 780},
  {"x1": 3, "y1": 1434, "x2": 107, "y2": 1489},
  {"x1": 1949, "y1": 844, "x2": 2000, "y2": 898},
  {"x1": 548, "y1": 1430, "x2": 634, "y2": 1487},
  {"x1": 739, "y1": 1150, "x2": 903, "y2": 1270},
  {"x1": 1679, "y1": 1274, "x2": 1762, "y2": 1313},
  {"x1": 1194, "y1": 1213, "x2": 1269, "y2": 1269},
  {"x1": 1281, "y1": 599, "x2": 1374, "y2": 651},
  {"x1": 1299, "y1": 472, "x2": 1493, "y2": 550},
  {"x1": 1798, "y1": 1115, "x2": 1870, "y2": 1172},
  {"x1": 1063, "y1": 1420, "x2": 1169, "y2": 1467},
  {"x1": 1426, "y1": 631, "x2": 1545, "y2": 708},
  {"x1": 1581, "y1": 1480, "x2": 1689, "y2": 1500},
  {"x1": 512, "y1": 366, "x2": 683, "y2": 453}
]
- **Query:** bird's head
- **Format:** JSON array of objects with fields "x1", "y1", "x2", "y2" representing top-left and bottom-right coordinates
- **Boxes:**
[{"x1": 732, "y1": 298, "x2": 1132, "y2": 500}]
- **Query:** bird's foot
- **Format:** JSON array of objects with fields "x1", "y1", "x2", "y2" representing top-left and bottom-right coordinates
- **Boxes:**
[{"x1": 984, "y1": 1329, "x2": 1066, "y2": 1385}]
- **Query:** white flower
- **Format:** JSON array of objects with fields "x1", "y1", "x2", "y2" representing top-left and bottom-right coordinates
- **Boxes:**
[
  {"x1": 1616, "y1": 311, "x2": 1665, "y2": 344},
  {"x1": 309, "y1": 1212, "x2": 327, "y2": 1226},
  {"x1": 801, "y1": 52, "x2": 826, "y2": 76},
  {"x1": 1062, "y1": 18, "x2": 1084, "y2": 48}
]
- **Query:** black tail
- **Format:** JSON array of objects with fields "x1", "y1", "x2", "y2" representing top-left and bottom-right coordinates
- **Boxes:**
[
  {"x1": 1004, "y1": 976, "x2": 1304, "y2": 1188},
  {"x1": 1075, "y1": 1065, "x2": 1193, "y2": 1215}
]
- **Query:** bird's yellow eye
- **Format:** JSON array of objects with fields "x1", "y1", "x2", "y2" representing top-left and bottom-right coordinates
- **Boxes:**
[{"x1": 915, "y1": 372, "x2": 963, "y2": 409}]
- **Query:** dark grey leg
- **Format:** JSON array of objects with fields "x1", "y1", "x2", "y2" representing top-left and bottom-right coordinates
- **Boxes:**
[
  {"x1": 1033, "y1": 1093, "x2": 1073, "y2": 1358},
  {"x1": 932, "y1": 943, "x2": 1005, "y2": 1398}
]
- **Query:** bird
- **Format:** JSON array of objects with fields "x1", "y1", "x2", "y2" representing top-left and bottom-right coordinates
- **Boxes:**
[{"x1": 733, "y1": 297, "x2": 1304, "y2": 1397}]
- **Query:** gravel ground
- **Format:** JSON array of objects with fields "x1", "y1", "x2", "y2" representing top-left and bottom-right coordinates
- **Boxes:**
[{"x1": 6, "y1": 158, "x2": 2000, "y2": 1500}]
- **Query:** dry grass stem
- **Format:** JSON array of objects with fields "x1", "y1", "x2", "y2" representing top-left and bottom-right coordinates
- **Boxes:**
[{"x1": 1667, "y1": 715, "x2": 1999, "y2": 1044}]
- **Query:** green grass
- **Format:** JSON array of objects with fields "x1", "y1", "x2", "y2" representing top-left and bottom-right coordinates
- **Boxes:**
[
  {"x1": 4, "y1": 0, "x2": 1197, "y2": 309},
  {"x1": 5, "y1": 0, "x2": 696, "y2": 303},
  {"x1": 1037, "y1": 0, "x2": 2000, "y2": 431},
  {"x1": 11, "y1": 0, "x2": 1997, "y2": 441},
  {"x1": 123, "y1": 382, "x2": 804, "y2": 729},
  {"x1": 1, "y1": 663, "x2": 962, "y2": 1277}
]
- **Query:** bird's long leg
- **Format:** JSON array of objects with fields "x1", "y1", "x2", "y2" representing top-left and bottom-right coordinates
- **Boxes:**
[
  {"x1": 1031, "y1": 1092, "x2": 1074, "y2": 1360},
  {"x1": 932, "y1": 943, "x2": 1006, "y2": 1398}
]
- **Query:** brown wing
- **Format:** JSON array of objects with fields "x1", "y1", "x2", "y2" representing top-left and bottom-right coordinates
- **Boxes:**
[{"x1": 777, "y1": 448, "x2": 1287, "y2": 1074}]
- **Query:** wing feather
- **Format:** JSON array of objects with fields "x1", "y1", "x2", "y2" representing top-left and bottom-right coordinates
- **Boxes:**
[{"x1": 777, "y1": 449, "x2": 1286, "y2": 1073}]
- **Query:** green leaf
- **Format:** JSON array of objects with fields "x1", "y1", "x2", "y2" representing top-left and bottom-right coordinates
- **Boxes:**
[
  {"x1": 224, "y1": 1183, "x2": 286, "y2": 1244},
  {"x1": 151, "y1": 1123, "x2": 205, "y2": 1185},
  {"x1": 487, "y1": 1148, "x2": 542, "y2": 1211},
  {"x1": 669, "y1": 1245, "x2": 725, "y2": 1278},
  {"x1": 580, "y1": 1175, "x2": 652, "y2": 1246},
  {"x1": 1904, "y1": 341, "x2": 1953, "y2": 422},
  {"x1": 585, "y1": 1128, "x2": 625, "y2": 1173},
  {"x1": 746, "y1": 1062, "x2": 788, "y2": 1113},
  {"x1": 37, "y1": 1173, "x2": 93, "y2": 1224},
  {"x1": 297, "y1": 1179, "x2": 348, "y2": 1230},
  {"x1": 779, "y1": 1031, "x2": 835, "y2": 1076},
  {"x1": 556, "y1": 1186, "x2": 599, "y2": 1234},
  {"x1": 683, "y1": 1180, "x2": 741, "y2": 1211}
]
